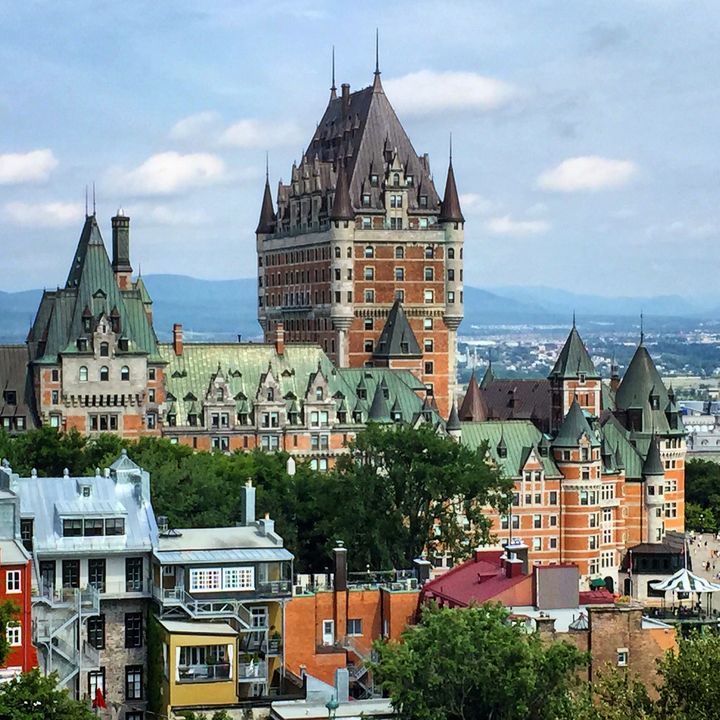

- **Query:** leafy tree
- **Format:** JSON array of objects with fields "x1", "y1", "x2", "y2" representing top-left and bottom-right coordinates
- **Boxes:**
[
  {"x1": 656, "y1": 631, "x2": 720, "y2": 720},
  {"x1": 330, "y1": 424, "x2": 511, "y2": 570},
  {"x1": 569, "y1": 667, "x2": 655, "y2": 720},
  {"x1": 685, "y1": 502, "x2": 717, "y2": 533},
  {"x1": 0, "y1": 668, "x2": 95, "y2": 719},
  {"x1": 685, "y1": 459, "x2": 720, "y2": 531},
  {"x1": 371, "y1": 603, "x2": 587, "y2": 720},
  {"x1": 0, "y1": 600, "x2": 18, "y2": 666}
]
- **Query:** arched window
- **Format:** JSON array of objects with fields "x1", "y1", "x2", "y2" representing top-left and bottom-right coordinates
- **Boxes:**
[
  {"x1": 395, "y1": 246, "x2": 404, "y2": 259},
  {"x1": 267, "y1": 388, "x2": 274, "y2": 401},
  {"x1": 79, "y1": 366, "x2": 88, "y2": 382},
  {"x1": 364, "y1": 246, "x2": 374, "y2": 258},
  {"x1": 216, "y1": 387, "x2": 224, "y2": 401},
  {"x1": 120, "y1": 366, "x2": 130, "y2": 381},
  {"x1": 316, "y1": 387, "x2": 324, "y2": 400},
  {"x1": 100, "y1": 342, "x2": 109, "y2": 357},
  {"x1": 393, "y1": 173, "x2": 400, "y2": 185},
  {"x1": 425, "y1": 245, "x2": 434, "y2": 259},
  {"x1": 100, "y1": 366, "x2": 109, "y2": 382},
  {"x1": 448, "y1": 247, "x2": 455, "y2": 259}
]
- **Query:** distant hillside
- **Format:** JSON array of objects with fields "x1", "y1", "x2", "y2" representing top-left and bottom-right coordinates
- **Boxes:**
[{"x1": 0, "y1": 275, "x2": 713, "y2": 343}]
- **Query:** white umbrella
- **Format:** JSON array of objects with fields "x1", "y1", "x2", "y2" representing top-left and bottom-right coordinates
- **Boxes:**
[{"x1": 650, "y1": 567, "x2": 720, "y2": 593}]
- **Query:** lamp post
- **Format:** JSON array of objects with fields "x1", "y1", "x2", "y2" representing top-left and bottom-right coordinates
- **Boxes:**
[{"x1": 326, "y1": 696, "x2": 339, "y2": 719}]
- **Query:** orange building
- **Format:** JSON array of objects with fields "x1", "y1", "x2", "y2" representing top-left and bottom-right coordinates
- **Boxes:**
[{"x1": 284, "y1": 545, "x2": 421, "y2": 694}]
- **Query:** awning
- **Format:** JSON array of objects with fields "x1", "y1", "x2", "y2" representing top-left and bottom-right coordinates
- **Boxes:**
[
  {"x1": 649, "y1": 568, "x2": 720, "y2": 593},
  {"x1": 590, "y1": 578, "x2": 606, "y2": 589}
]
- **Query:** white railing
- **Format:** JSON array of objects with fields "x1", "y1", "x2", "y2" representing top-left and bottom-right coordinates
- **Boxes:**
[
  {"x1": 238, "y1": 660, "x2": 267, "y2": 680},
  {"x1": 177, "y1": 663, "x2": 232, "y2": 683}
]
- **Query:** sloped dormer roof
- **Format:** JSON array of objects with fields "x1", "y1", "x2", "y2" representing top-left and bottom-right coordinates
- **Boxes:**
[{"x1": 373, "y1": 300, "x2": 422, "y2": 359}]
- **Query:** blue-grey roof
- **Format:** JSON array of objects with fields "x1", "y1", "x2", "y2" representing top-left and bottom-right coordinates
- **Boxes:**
[
  {"x1": 154, "y1": 547, "x2": 293, "y2": 565},
  {"x1": 8, "y1": 452, "x2": 158, "y2": 557}
]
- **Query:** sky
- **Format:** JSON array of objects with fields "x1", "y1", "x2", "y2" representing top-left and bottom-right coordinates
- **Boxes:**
[{"x1": 1, "y1": 0, "x2": 719, "y2": 297}]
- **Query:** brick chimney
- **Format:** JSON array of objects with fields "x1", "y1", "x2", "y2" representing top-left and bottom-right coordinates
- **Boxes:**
[
  {"x1": 111, "y1": 209, "x2": 132, "y2": 289},
  {"x1": 341, "y1": 83, "x2": 350, "y2": 112},
  {"x1": 172, "y1": 323, "x2": 183, "y2": 356},
  {"x1": 274, "y1": 322, "x2": 285, "y2": 356}
]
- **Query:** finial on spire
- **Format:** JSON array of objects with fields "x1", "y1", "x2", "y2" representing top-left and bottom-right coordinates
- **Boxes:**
[
  {"x1": 85, "y1": 185, "x2": 88, "y2": 217},
  {"x1": 449, "y1": 132, "x2": 453, "y2": 166},
  {"x1": 265, "y1": 151, "x2": 269, "y2": 182},
  {"x1": 640, "y1": 311, "x2": 644, "y2": 344},
  {"x1": 375, "y1": 28, "x2": 380, "y2": 76},
  {"x1": 572, "y1": 310, "x2": 576, "y2": 328},
  {"x1": 487, "y1": 346, "x2": 492, "y2": 368},
  {"x1": 331, "y1": 45, "x2": 336, "y2": 97},
  {"x1": 92, "y1": 182, "x2": 96, "y2": 216}
]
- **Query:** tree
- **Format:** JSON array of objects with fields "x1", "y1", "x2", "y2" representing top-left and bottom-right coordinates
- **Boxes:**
[
  {"x1": 569, "y1": 667, "x2": 655, "y2": 720},
  {"x1": 371, "y1": 603, "x2": 587, "y2": 720},
  {"x1": 330, "y1": 424, "x2": 511, "y2": 570},
  {"x1": 685, "y1": 502, "x2": 717, "y2": 534},
  {"x1": 685, "y1": 459, "x2": 720, "y2": 531},
  {"x1": 0, "y1": 600, "x2": 18, "y2": 666},
  {"x1": 656, "y1": 631, "x2": 720, "y2": 720},
  {"x1": 0, "y1": 668, "x2": 95, "y2": 720}
]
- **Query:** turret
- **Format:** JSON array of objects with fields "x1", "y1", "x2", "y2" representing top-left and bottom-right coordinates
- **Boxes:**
[
  {"x1": 643, "y1": 435, "x2": 665, "y2": 543},
  {"x1": 256, "y1": 167, "x2": 276, "y2": 336},
  {"x1": 446, "y1": 401, "x2": 461, "y2": 441},
  {"x1": 111, "y1": 209, "x2": 132, "y2": 290}
]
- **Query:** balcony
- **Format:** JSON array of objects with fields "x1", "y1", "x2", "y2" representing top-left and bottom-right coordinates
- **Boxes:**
[
  {"x1": 177, "y1": 663, "x2": 232, "y2": 683},
  {"x1": 256, "y1": 580, "x2": 293, "y2": 597},
  {"x1": 238, "y1": 660, "x2": 267, "y2": 682},
  {"x1": 33, "y1": 582, "x2": 100, "y2": 617},
  {"x1": 90, "y1": 579, "x2": 151, "y2": 598}
]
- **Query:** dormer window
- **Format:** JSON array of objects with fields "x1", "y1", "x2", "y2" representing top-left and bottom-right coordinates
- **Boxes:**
[
  {"x1": 267, "y1": 388, "x2": 275, "y2": 401},
  {"x1": 118, "y1": 338, "x2": 129, "y2": 351},
  {"x1": 83, "y1": 317, "x2": 92, "y2": 332},
  {"x1": 100, "y1": 342, "x2": 109, "y2": 357},
  {"x1": 579, "y1": 373, "x2": 586, "y2": 385},
  {"x1": 393, "y1": 173, "x2": 400, "y2": 185},
  {"x1": 370, "y1": 174, "x2": 379, "y2": 186},
  {"x1": 188, "y1": 413, "x2": 198, "y2": 427},
  {"x1": 316, "y1": 387, "x2": 324, "y2": 400},
  {"x1": 77, "y1": 338, "x2": 88, "y2": 351},
  {"x1": 362, "y1": 193, "x2": 371, "y2": 207},
  {"x1": 392, "y1": 411, "x2": 402, "y2": 422},
  {"x1": 406, "y1": 175, "x2": 413, "y2": 187},
  {"x1": 651, "y1": 395, "x2": 660, "y2": 410},
  {"x1": 3, "y1": 390, "x2": 16, "y2": 405},
  {"x1": 216, "y1": 388, "x2": 224, "y2": 401},
  {"x1": 498, "y1": 445, "x2": 508, "y2": 459},
  {"x1": 353, "y1": 411, "x2": 363, "y2": 423},
  {"x1": 419, "y1": 195, "x2": 428, "y2": 208}
]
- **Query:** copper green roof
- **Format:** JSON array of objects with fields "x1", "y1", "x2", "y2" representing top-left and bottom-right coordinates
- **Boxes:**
[
  {"x1": 548, "y1": 325, "x2": 598, "y2": 380},
  {"x1": 446, "y1": 402, "x2": 461, "y2": 431},
  {"x1": 480, "y1": 363, "x2": 495, "y2": 390},
  {"x1": 600, "y1": 414, "x2": 644, "y2": 479},
  {"x1": 552, "y1": 399, "x2": 600, "y2": 447},
  {"x1": 29, "y1": 215, "x2": 160, "y2": 363},
  {"x1": 460, "y1": 420, "x2": 562, "y2": 479}
]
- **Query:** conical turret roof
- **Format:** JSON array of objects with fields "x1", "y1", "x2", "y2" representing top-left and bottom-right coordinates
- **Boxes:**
[
  {"x1": 480, "y1": 362, "x2": 495, "y2": 389},
  {"x1": 549, "y1": 325, "x2": 598, "y2": 380},
  {"x1": 438, "y1": 160, "x2": 464, "y2": 223},
  {"x1": 552, "y1": 399, "x2": 600, "y2": 447},
  {"x1": 256, "y1": 175, "x2": 277, "y2": 234},
  {"x1": 368, "y1": 383, "x2": 391, "y2": 423},
  {"x1": 458, "y1": 371, "x2": 489, "y2": 422},
  {"x1": 329, "y1": 162, "x2": 354, "y2": 221},
  {"x1": 446, "y1": 402, "x2": 461, "y2": 432},
  {"x1": 373, "y1": 300, "x2": 422, "y2": 358},
  {"x1": 642, "y1": 435, "x2": 664, "y2": 477}
]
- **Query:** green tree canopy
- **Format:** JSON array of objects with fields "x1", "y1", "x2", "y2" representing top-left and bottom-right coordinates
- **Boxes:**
[
  {"x1": 0, "y1": 669, "x2": 95, "y2": 720},
  {"x1": 371, "y1": 603, "x2": 587, "y2": 720},
  {"x1": 569, "y1": 666, "x2": 655, "y2": 720}
]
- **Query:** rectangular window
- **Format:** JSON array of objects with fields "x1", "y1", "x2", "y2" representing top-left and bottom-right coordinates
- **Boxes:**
[
  {"x1": 549, "y1": 515, "x2": 558, "y2": 527},
  {"x1": 533, "y1": 537, "x2": 542, "y2": 551},
  {"x1": 62, "y1": 518, "x2": 83, "y2": 537},
  {"x1": 20, "y1": 518, "x2": 33, "y2": 552},
  {"x1": 589, "y1": 535, "x2": 598, "y2": 550},
  {"x1": 364, "y1": 267, "x2": 374, "y2": 281},
  {"x1": 125, "y1": 557, "x2": 143, "y2": 592},
  {"x1": 84, "y1": 518, "x2": 104, "y2": 536},
  {"x1": 89, "y1": 668, "x2": 105, "y2": 699},
  {"x1": 5, "y1": 570, "x2": 21, "y2": 593},
  {"x1": 395, "y1": 267, "x2": 405, "y2": 281},
  {"x1": 424, "y1": 339, "x2": 434, "y2": 352},
  {"x1": 533, "y1": 514, "x2": 542, "y2": 529},
  {"x1": 617, "y1": 649, "x2": 628, "y2": 667},
  {"x1": 424, "y1": 290, "x2": 434, "y2": 304},
  {"x1": 347, "y1": 618, "x2": 363, "y2": 636},
  {"x1": 105, "y1": 518, "x2": 125, "y2": 536},
  {"x1": 6, "y1": 623, "x2": 21, "y2": 647},
  {"x1": 364, "y1": 318, "x2": 373, "y2": 330},
  {"x1": 62, "y1": 560, "x2": 80, "y2": 589},
  {"x1": 424, "y1": 318, "x2": 433, "y2": 330},
  {"x1": 126, "y1": 666, "x2": 143, "y2": 701},
  {"x1": 364, "y1": 289, "x2": 374, "y2": 303},
  {"x1": 364, "y1": 340, "x2": 374, "y2": 353},
  {"x1": 88, "y1": 615, "x2": 105, "y2": 649},
  {"x1": 424, "y1": 267, "x2": 434, "y2": 281},
  {"x1": 88, "y1": 559, "x2": 106, "y2": 593},
  {"x1": 125, "y1": 613, "x2": 143, "y2": 648},
  {"x1": 549, "y1": 537, "x2": 558, "y2": 549},
  {"x1": 222, "y1": 567, "x2": 255, "y2": 590},
  {"x1": 424, "y1": 361, "x2": 434, "y2": 375},
  {"x1": 190, "y1": 568, "x2": 222, "y2": 592}
]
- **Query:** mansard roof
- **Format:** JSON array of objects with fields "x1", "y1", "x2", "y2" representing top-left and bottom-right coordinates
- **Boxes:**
[
  {"x1": 373, "y1": 300, "x2": 422, "y2": 359},
  {"x1": 549, "y1": 325, "x2": 598, "y2": 380},
  {"x1": 552, "y1": 399, "x2": 600, "y2": 448},
  {"x1": 27, "y1": 215, "x2": 159, "y2": 363}
]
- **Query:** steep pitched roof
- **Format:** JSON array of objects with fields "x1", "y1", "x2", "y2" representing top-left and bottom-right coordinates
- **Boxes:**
[
  {"x1": 256, "y1": 176, "x2": 277, "y2": 234},
  {"x1": 373, "y1": 300, "x2": 422, "y2": 358},
  {"x1": 459, "y1": 371, "x2": 488, "y2": 421},
  {"x1": 480, "y1": 379, "x2": 552, "y2": 433},
  {"x1": 480, "y1": 363, "x2": 495, "y2": 390},
  {"x1": 329, "y1": 162, "x2": 354, "y2": 220},
  {"x1": 549, "y1": 325, "x2": 598, "y2": 380},
  {"x1": 0, "y1": 345, "x2": 38, "y2": 427},
  {"x1": 368, "y1": 383, "x2": 391, "y2": 423},
  {"x1": 438, "y1": 160, "x2": 464, "y2": 223},
  {"x1": 642, "y1": 435, "x2": 664, "y2": 476},
  {"x1": 446, "y1": 401, "x2": 461, "y2": 432},
  {"x1": 552, "y1": 399, "x2": 600, "y2": 447}
]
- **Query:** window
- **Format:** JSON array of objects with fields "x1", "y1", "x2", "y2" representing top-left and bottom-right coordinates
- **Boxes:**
[
  {"x1": 395, "y1": 289, "x2": 404, "y2": 302},
  {"x1": 424, "y1": 267, "x2": 434, "y2": 281},
  {"x1": 5, "y1": 570, "x2": 21, "y2": 593},
  {"x1": 424, "y1": 339, "x2": 434, "y2": 352},
  {"x1": 100, "y1": 342, "x2": 109, "y2": 357},
  {"x1": 364, "y1": 246, "x2": 374, "y2": 258},
  {"x1": 533, "y1": 514, "x2": 542, "y2": 529},
  {"x1": 190, "y1": 568, "x2": 222, "y2": 592},
  {"x1": 390, "y1": 217, "x2": 403, "y2": 230},
  {"x1": 448, "y1": 291, "x2": 455, "y2": 303},
  {"x1": 420, "y1": 195, "x2": 428, "y2": 208},
  {"x1": 99, "y1": 366, "x2": 109, "y2": 382},
  {"x1": 448, "y1": 247, "x2": 455, "y2": 259},
  {"x1": 62, "y1": 519, "x2": 83, "y2": 537},
  {"x1": 125, "y1": 613, "x2": 143, "y2": 648},
  {"x1": 120, "y1": 366, "x2": 130, "y2": 381},
  {"x1": 549, "y1": 515, "x2": 558, "y2": 527},
  {"x1": 3, "y1": 390, "x2": 16, "y2": 405},
  {"x1": 424, "y1": 318, "x2": 433, "y2": 330},
  {"x1": 425, "y1": 245, "x2": 434, "y2": 258},
  {"x1": 79, "y1": 366, "x2": 88, "y2": 382},
  {"x1": 126, "y1": 557, "x2": 143, "y2": 592},
  {"x1": 88, "y1": 615, "x2": 105, "y2": 649},
  {"x1": 395, "y1": 267, "x2": 405, "y2": 281},
  {"x1": 617, "y1": 649, "x2": 629, "y2": 667},
  {"x1": 147, "y1": 412, "x2": 157, "y2": 430},
  {"x1": 6, "y1": 623, "x2": 21, "y2": 647},
  {"x1": 20, "y1": 519, "x2": 33, "y2": 552},
  {"x1": 364, "y1": 267, "x2": 374, "y2": 280},
  {"x1": 664, "y1": 502, "x2": 678, "y2": 519},
  {"x1": 148, "y1": 368, "x2": 156, "y2": 380},
  {"x1": 364, "y1": 318, "x2": 374, "y2": 330},
  {"x1": 533, "y1": 537, "x2": 542, "y2": 551},
  {"x1": 371, "y1": 174, "x2": 379, "y2": 186},
  {"x1": 84, "y1": 519, "x2": 104, "y2": 536},
  {"x1": 589, "y1": 535, "x2": 598, "y2": 550},
  {"x1": 362, "y1": 193, "x2": 371, "y2": 207},
  {"x1": 51, "y1": 368, "x2": 60, "y2": 381},
  {"x1": 549, "y1": 537, "x2": 558, "y2": 549},
  {"x1": 424, "y1": 290, "x2": 434, "y2": 304},
  {"x1": 50, "y1": 414, "x2": 61, "y2": 428},
  {"x1": 62, "y1": 560, "x2": 80, "y2": 589},
  {"x1": 364, "y1": 340, "x2": 374, "y2": 352},
  {"x1": 222, "y1": 567, "x2": 255, "y2": 590},
  {"x1": 88, "y1": 669, "x2": 105, "y2": 700},
  {"x1": 362, "y1": 217, "x2": 371, "y2": 229},
  {"x1": 448, "y1": 269, "x2": 455, "y2": 281},
  {"x1": 126, "y1": 666, "x2": 143, "y2": 700},
  {"x1": 579, "y1": 490, "x2": 588, "y2": 506},
  {"x1": 364, "y1": 289, "x2": 375, "y2": 303},
  {"x1": 88, "y1": 559, "x2": 106, "y2": 593},
  {"x1": 395, "y1": 246, "x2": 404, "y2": 259},
  {"x1": 104, "y1": 518, "x2": 125, "y2": 536},
  {"x1": 347, "y1": 619, "x2": 363, "y2": 636}
]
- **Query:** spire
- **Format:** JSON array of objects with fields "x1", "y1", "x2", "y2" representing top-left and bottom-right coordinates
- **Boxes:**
[
  {"x1": 446, "y1": 401, "x2": 461, "y2": 432},
  {"x1": 330, "y1": 46, "x2": 337, "y2": 99},
  {"x1": 552, "y1": 399, "x2": 600, "y2": 447},
  {"x1": 329, "y1": 162, "x2": 354, "y2": 221},
  {"x1": 256, "y1": 162, "x2": 276, "y2": 234},
  {"x1": 368, "y1": 382, "x2": 391, "y2": 423},
  {"x1": 372, "y1": 28, "x2": 382, "y2": 91},
  {"x1": 480, "y1": 358, "x2": 495, "y2": 390},
  {"x1": 458, "y1": 370, "x2": 489, "y2": 421},
  {"x1": 548, "y1": 324, "x2": 599, "y2": 380},
  {"x1": 438, "y1": 139, "x2": 464, "y2": 223}
]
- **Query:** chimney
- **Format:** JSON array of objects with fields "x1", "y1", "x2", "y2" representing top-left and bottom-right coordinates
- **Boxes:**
[
  {"x1": 502, "y1": 542, "x2": 529, "y2": 578},
  {"x1": 413, "y1": 557, "x2": 432, "y2": 584},
  {"x1": 610, "y1": 360, "x2": 620, "y2": 392},
  {"x1": 274, "y1": 322, "x2": 285, "y2": 356},
  {"x1": 173, "y1": 323, "x2": 183, "y2": 356},
  {"x1": 334, "y1": 668, "x2": 350, "y2": 703},
  {"x1": 258, "y1": 512, "x2": 275, "y2": 536},
  {"x1": 111, "y1": 209, "x2": 132, "y2": 289},
  {"x1": 241, "y1": 479, "x2": 256, "y2": 526},
  {"x1": 341, "y1": 83, "x2": 350, "y2": 112},
  {"x1": 333, "y1": 541, "x2": 347, "y2": 592}
]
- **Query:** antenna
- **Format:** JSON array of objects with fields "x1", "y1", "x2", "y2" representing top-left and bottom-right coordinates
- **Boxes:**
[
  {"x1": 572, "y1": 310, "x2": 576, "y2": 328},
  {"x1": 265, "y1": 151, "x2": 269, "y2": 181}
]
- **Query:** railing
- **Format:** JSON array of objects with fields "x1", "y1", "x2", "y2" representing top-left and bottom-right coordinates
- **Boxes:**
[
  {"x1": 177, "y1": 663, "x2": 231, "y2": 683},
  {"x1": 97, "y1": 579, "x2": 151, "y2": 597},
  {"x1": 153, "y1": 586, "x2": 252, "y2": 627},
  {"x1": 257, "y1": 580, "x2": 293, "y2": 597},
  {"x1": 33, "y1": 583, "x2": 100, "y2": 616},
  {"x1": 238, "y1": 660, "x2": 267, "y2": 680}
]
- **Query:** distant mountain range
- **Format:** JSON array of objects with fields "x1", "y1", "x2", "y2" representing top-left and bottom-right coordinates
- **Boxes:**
[{"x1": 0, "y1": 275, "x2": 715, "y2": 343}]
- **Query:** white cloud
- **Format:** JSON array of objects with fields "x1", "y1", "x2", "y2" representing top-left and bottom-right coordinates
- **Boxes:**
[
  {"x1": 0, "y1": 149, "x2": 58, "y2": 184},
  {"x1": 459, "y1": 193, "x2": 497, "y2": 215},
  {"x1": 220, "y1": 119, "x2": 304, "y2": 148},
  {"x1": 128, "y1": 204, "x2": 207, "y2": 226},
  {"x1": 169, "y1": 111, "x2": 222, "y2": 141},
  {"x1": 109, "y1": 152, "x2": 226, "y2": 195},
  {"x1": 536, "y1": 155, "x2": 638, "y2": 192},
  {"x1": 2, "y1": 201, "x2": 83, "y2": 227},
  {"x1": 383, "y1": 70, "x2": 517, "y2": 116},
  {"x1": 485, "y1": 215, "x2": 550, "y2": 236}
]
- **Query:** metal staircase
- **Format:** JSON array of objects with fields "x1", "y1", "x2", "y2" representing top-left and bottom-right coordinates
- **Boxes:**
[
  {"x1": 156, "y1": 586, "x2": 252, "y2": 628},
  {"x1": 342, "y1": 637, "x2": 379, "y2": 699}
]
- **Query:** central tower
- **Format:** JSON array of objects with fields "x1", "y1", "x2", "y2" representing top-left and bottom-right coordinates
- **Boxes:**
[{"x1": 256, "y1": 56, "x2": 464, "y2": 417}]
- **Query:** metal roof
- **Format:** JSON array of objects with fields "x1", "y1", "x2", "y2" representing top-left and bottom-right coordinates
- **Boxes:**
[
  {"x1": 159, "y1": 619, "x2": 237, "y2": 636},
  {"x1": 154, "y1": 547, "x2": 293, "y2": 565}
]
